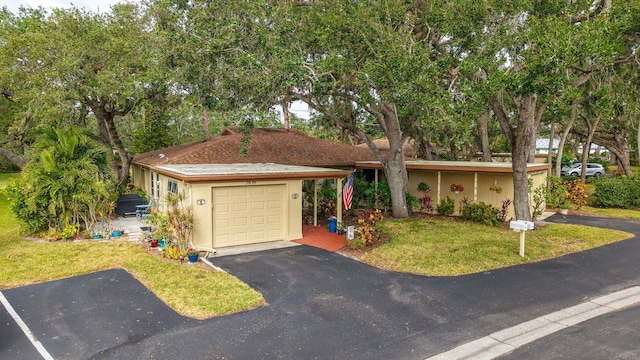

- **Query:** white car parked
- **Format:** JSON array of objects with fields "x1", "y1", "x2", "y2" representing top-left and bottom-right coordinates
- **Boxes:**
[{"x1": 561, "y1": 163, "x2": 605, "y2": 177}]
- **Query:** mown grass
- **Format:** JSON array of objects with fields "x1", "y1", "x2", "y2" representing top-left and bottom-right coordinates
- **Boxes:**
[
  {"x1": 0, "y1": 174, "x2": 264, "y2": 319},
  {"x1": 579, "y1": 206, "x2": 640, "y2": 221},
  {"x1": 367, "y1": 218, "x2": 633, "y2": 276},
  {"x1": 0, "y1": 172, "x2": 19, "y2": 189}
]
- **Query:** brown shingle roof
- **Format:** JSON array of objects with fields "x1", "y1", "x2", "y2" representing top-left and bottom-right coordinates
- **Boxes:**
[{"x1": 133, "y1": 127, "x2": 378, "y2": 167}]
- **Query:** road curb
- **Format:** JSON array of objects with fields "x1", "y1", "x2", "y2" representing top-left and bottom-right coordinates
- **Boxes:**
[{"x1": 426, "y1": 286, "x2": 640, "y2": 360}]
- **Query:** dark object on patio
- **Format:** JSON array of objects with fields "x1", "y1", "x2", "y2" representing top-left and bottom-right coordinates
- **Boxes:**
[{"x1": 115, "y1": 194, "x2": 146, "y2": 217}]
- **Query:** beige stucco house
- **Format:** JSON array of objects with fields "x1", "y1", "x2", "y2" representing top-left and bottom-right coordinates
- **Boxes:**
[
  {"x1": 356, "y1": 161, "x2": 550, "y2": 220},
  {"x1": 131, "y1": 127, "x2": 377, "y2": 252},
  {"x1": 132, "y1": 127, "x2": 549, "y2": 252}
]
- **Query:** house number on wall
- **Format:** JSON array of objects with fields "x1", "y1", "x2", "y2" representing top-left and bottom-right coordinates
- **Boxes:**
[
  {"x1": 196, "y1": 199, "x2": 206, "y2": 205},
  {"x1": 246, "y1": 180, "x2": 257, "y2": 184}
]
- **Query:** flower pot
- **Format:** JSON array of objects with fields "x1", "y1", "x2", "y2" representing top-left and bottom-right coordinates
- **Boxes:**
[
  {"x1": 112, "y1": 231, "x2": 121, "y2": 237},
  {"x1": 188, "y1": 254, "x2": 198, "y2": 263},
  {"x1": 150, "y1": 240, "x2": 159, "y2": 248},
  {"x1": 337, "y1": 229, "x2": 345, "y2": 235},
  {"x1": 92, "y1": 234, "x2": 101, "y2": 240},
  {"x1": 559, "y1": 209, "x2": 568, "y2": 215}
]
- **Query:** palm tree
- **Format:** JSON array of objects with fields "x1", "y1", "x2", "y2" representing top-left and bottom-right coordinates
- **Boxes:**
[{"x1": 18, "y1": 127, "x2": 114, "y2": 233}]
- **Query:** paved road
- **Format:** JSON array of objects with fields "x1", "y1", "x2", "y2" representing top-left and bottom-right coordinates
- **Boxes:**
[
  {"x1": 498, "y1": 304, "x2": 640, "y2": 359},
  {"x1": 2, "y1": 213, "x2": 639, "y2": 359}
]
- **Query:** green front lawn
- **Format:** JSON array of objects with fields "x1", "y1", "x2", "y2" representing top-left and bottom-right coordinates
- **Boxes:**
[
  {"x1": 366, "y1": 217, "x2": 633, "y2": 276},
  {"x1": 0, "y1": 172, "x2": 19, "y2": 189},
  {"x1": 0, "y1": 177, "x2": 265, "y2": 319},
  {"x1": 578, "y1": 206, "x2": 640, "y2": 221}
]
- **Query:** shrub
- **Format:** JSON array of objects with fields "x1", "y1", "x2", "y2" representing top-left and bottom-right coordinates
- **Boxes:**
[
  {"x1": 348, "y1": 236, "x2": 366, "y2": 250},
  {"x1": 356, "y1": 208, "x2": 384, "y2": 246},
  {"x1": 303, "y1": 179, "x2": 337, "y2": 218},
  {"x1": 352, "y1": 178, "x2": 391, "y2": 212},
  {"x1": 460, "y1": 202, "x2": 499, "y2": 226},
  {"x1": 593, "y1": 177, "x2": 640, "y2": 208},
  {"x1": 531, "y1": 183, "x2": 547, "y2": 218},
  {"x1": 436, "y1": 196, "x2": 455, "y2": 216},
  {"x1": 5, "y1": 177, "x2": 49, "y2": 232},
  {"x1": 545, "y1": 176, "x2": 568, "y2": 208},
  {"x1": 564, "y1": 179, "x2": 586, "y2": 209},
  {"x1": 497, "y1": 199, "x2": 512, "y2": 222},
  {"x1": 551, "y1": 154, "x2": 574, "y2": 169},
  {"x1": 417, "y1": 182, "x2": 433, "y2": 212},
  {"x1": 6, "y1": 127, "x2": 113, "y2": 233},
  {"x1": 406, "y1": 192, "x2": 419, "y2": 214}
]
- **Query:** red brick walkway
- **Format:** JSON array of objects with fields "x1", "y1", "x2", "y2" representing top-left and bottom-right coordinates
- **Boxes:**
[{"x1": 293, "y1": 225, "x2": 347, "y2": 252}]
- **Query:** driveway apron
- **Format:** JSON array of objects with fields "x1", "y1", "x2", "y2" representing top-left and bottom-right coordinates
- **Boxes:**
[{"x1": 3, "y1": 214, "x2": 640, "y2": 359}]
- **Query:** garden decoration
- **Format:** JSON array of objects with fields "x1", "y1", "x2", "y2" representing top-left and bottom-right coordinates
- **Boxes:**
[
  {"x1": 489, "y1": 182, "x2": 503, "y2": 194},
  {"x1": 187, "y1": 248, "x2": 200, "y2": 263},
  {"x1": 450, "y1": 183, "x2": 464, "y2": 193}
]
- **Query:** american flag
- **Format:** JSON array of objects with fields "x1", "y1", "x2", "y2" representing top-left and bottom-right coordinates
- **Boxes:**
[{"x1": 342, "y1": 172, "x2": 354, "y2": 211}]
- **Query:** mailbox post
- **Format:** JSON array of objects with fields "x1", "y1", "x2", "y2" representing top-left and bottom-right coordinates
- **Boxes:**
[{"x1": 509, "y1": 220, "x2": 534, "y2": 257}]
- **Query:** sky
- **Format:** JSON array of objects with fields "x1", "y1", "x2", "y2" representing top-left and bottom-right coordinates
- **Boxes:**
[{"x1": 0, "y1": 0, "x2": 138, "y2": 14}]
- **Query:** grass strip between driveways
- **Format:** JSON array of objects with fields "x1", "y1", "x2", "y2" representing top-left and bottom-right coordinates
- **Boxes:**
[
  {"x1": 579, "y1": 206, "x2": 640, "y2": 221},
  {"x1": 368, "y1": 217, "x2": 634, "y2": 276},
  {"x1": 0, "y1": 187, "x2": 265, "y2": 320}
]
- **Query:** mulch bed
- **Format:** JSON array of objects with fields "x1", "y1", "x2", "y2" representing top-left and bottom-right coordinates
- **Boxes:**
[{"x1": 338, "y1": 231, "x2": 390, "y2": 259}]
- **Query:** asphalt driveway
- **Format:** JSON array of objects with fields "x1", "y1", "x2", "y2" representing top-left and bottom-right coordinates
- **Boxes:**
[{"x1": 3, "y1": 214, "x2": 640, "y2": 359}]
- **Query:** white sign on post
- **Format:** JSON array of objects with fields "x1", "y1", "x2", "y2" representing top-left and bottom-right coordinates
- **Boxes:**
[
  {"x1": 509, "y1": 220, "x2": 534, "y2": 257},
  {"x1": 347, "y1": 226, "x2": 355, "y2": 240}
]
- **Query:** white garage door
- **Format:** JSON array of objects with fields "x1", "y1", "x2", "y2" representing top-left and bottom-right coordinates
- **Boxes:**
[{"x1": 212, "y1": 185, "x2": 285, "y2": 247}]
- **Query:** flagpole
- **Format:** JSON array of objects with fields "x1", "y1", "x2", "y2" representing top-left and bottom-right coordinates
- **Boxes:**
[{"x1": 337, "y1": 176, "x2": 343, "y2": 224}]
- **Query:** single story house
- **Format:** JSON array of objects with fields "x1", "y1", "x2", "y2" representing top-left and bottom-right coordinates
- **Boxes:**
[
  {"x1": 356, "y1": 161, "x2": 549, "y2": 220},
  {"x1": 132, "y1": 127, "x2": 549, "y2": 251},
  {"x1": 131, "y1": 127, "x2": 377, "y2": 251}
]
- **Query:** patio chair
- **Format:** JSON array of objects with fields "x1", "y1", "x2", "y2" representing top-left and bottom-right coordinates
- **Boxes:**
[{"x1": 135, "y1": 199, "x2": 153, "y2": 220}]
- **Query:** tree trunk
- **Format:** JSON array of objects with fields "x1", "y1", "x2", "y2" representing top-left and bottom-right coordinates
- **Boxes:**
[
  {"x1": 86, "y1": 97, "x2": 133, "y2": 188},
  {"x1": 281, "y1": 99, "x2": 290, "y2": 129},
  {"x1": 203, "y1": 107, "x2": 211, "y2": 139},
  {"x1": 580, "y1": 116, "x2": 600, "y2": 182},
  {"x1": 556, "y1": 101, "x2": 577, "y2": 176},
  {"x1": 413, "y1": 126, "x2": 436, "y2": 160},
  {"x1": 492, "y1": 93, "x2": 541, "y2": 221},
  {"x1": 105, "y1": 114, "x2": 132, "y2": 187},
  {"x1": 294, "y1": 93, "x2": 410, "y2": 218},
  {"x1": 479, "y1": 112, "x2": 492, "y2": 162},
  {"x1": 546, "y1": 123, "x2": 555, "y2": 177},
  {"x1": 0, "y1": 148, "x2": 28, "y2": 169},
  {"x1": 613, "y1": 132, "x2": 633, "y2": 176},
  {"x1": 380, "y1": 102, "x2": 410, "y2": 218},
  {"x1": 511, "y1": 95, "x2": 539, "y2": 221}
]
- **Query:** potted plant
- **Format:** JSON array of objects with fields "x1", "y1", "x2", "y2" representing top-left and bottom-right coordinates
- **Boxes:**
[
  {"x1": 187, "y1": 248, "x2": 200, "y2": 263},
  {"x1": 336, "y1": 221, "x2": 345, "y2": 235},
  {"x1": 450, "y1": 183, "x2": 465, "y2": 193},
  {"x1": 559, "y1": 203, "x2": 570, "y2": 215}
]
